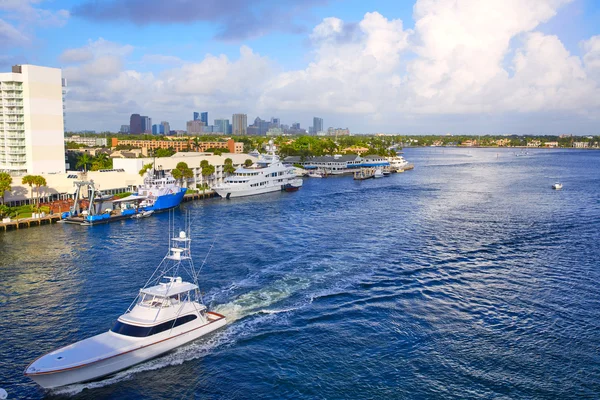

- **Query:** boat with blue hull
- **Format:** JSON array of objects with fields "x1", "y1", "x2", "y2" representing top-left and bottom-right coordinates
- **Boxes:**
[{"x1": 137, "y1": 168, "x2": 187, "y2": 212}]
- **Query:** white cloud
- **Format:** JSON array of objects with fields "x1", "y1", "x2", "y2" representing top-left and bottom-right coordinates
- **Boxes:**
[
  {"x1": 0, "y1": 0, "x2": 69, "y2": 48},
  {"x1": 63, "y1": 1, "x2": 600, "y2": 132}
]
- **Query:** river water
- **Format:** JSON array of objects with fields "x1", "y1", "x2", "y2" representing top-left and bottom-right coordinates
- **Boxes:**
[{"x1": 1, "y1": 147, "x2": 599, "y2": 399}]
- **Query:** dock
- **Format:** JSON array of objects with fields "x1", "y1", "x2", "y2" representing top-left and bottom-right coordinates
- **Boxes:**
[
  {"x1": 0, "y1": 214, "x2": 61, "y2": 231},
  {"x1": 354, "y1": 168, "x2": 375, "y2": 180},
  {"x1": 182, "y1": 191, "x2": 217, "y2": 201}
]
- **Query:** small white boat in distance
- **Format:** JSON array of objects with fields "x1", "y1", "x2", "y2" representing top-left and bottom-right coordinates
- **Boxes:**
[
  {"x1": 25, "y1": 227, "x2": 226, "y2": 389},
  {"x1": 308, "y1": 170, "x2": 323, "y2": 178},
  {"x1": 552, "y1": 182, "x2": 563, "y2": 190},
  {"x1": 373, "y1": 168, "x2": 384, "y2": 178}
]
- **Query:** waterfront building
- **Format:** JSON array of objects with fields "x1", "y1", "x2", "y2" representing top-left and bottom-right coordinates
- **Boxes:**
[
  {"x1": 114, "y1": 152, "x2": 258, "y2": 189},
  {"x1": 0, "y1": 64, "x2": 66, "y2": 175},
  {"x1": 120, "y1": 125, "x2": 130, "y2": 134},
  {"x1": 284, "y1": 154, "x2": 363, "y2": 175},
  {"x1": 187, "y1": 119, "x2": 205, "y2": 134},
  {"x1": 3, "y1": 169, "x2": 142, "y2": 207},
  {"x1": 573, "y1": 141, "x2": 589, "y2": 148},
  {"x1": 130, "y1": 114, "x2": 142, "y2": 134},
  {"x1": 342, "y1": 146, "x2": 369, "y2": 155},
  {"x1": 65, "y1": 136, "x2": 107, "y2": 147},
  {"x1": 111, "y1": 138, "x2": 244, "y2": 154},
  {"x1": 544, "y1": 141, "x2": 559, "y2": 148},
  {"x1": 232, "y1": 114, "x2": 247, "y2": 135},
  {"x1": 527, "y1": 140, "x2": 541, "y2": 147},
  {"x1": 313, "y1": 117, "x2": 323, "y2": 135}
]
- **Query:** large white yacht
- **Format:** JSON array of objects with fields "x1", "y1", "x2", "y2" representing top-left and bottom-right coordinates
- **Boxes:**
[
  {"x1": 387, "y1": 155, "x2": 409, "y2": 172},
  {"x1": 25, "y1": 223, "x2": 226, "y2": 389},
  {"x1": 213, "y1": 140, "x2": 301, "y2": 198}
]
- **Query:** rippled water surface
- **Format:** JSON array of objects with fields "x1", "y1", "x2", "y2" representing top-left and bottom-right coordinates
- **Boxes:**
[{"x1": 1, "y1": 148, "x2": 600, "y2": 399}]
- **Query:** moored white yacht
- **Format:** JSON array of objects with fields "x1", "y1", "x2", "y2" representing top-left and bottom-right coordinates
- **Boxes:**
[
  {"x1": 387, "y1": 155, "x2": 409, "y2": 172},
  {"x1": 373, "y1": 168, "x2": 384, "y2": 178},
  {"x1": 212, "y1": 140, "x2": 300, "y2": 198},
  {"x1": 25, "y1": 225, "x2": 226, "y2": 389}
]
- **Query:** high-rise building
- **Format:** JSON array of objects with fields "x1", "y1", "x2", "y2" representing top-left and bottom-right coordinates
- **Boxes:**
[
  {"x1": 152, "y1": 124, "x2": 159, "y2": 135},
  {"x1": 271, "y1": 117, "x2": 280, "y2": 128},
  {"x1": 120, "y1": 125, "x2": 130, "y2": 133},
  {"x1": 161, "y1": 121, "x2": 170, "y2": 136},
  {"x1": 187, "y1": 120, "x2": 205, "y2": 134},
  {"x1": 232, "y1": 114, "x2": 247, "y2": 135},
  {"x1": 0, "y1": 64, "x2": 66, "y2": 174},
  {"x1": 201, "y1": 112, "x2": 208, "y2": 126},
  {"x1": 141, "y1": 116, "x2": 151, "y2": 133},
  {"x1": 214, "y1": 118, "x2": 229, "y2": 134},
  {"x1": 193, "y1": 112, "x2": 200, "y2": 121},
  {"x1": 313, "y1": 117, "x2": 323, "y2": 135},
  {"x1": 130, "y1": 114, "x2": 142, "y2": 134}
]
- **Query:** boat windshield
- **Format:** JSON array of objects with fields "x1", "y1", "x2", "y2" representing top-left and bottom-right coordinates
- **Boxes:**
[
  {"x1": 139, "y1": 292, "x2": 191, "y2": 308},
  {"x1": 111, "y1": 314, "x2": 198, "y2": 337}
]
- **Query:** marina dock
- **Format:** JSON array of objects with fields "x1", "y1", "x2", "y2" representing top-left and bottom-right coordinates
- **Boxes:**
[{"x1": 0, "y1": 214, "x2": 61, "y2": 231}]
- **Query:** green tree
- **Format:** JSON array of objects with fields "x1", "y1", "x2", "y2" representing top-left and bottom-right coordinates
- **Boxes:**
[
  {"x1": 201, "y1": 164, "x2": 215, "y2": 187},
  {"x1": 0, "y1": 172, "x2": 12, "y2": 205},
  {"x1": 244, "y1": 159, "x2": 253, "y2": 167},
  {"x1": 154, "y1": 148, "x2": 175, "y2": 157},
  {"x1": 91, "y1": 152, "x2": 112, "y2": 171},
  {"x1": 173, "y1": 162, "x2": 194, "y2": 187},
  {"x1": 191, "y1": 137, "x2": 201, "y2": 152},
  {"x1": 76, "y1": 153, "x2": 92, "y2": 171},
  {"x1": 200, "y1": 159, "x2": 209, "y2": 168},
  {"x1": 33, "y1": 175, "x2": 47, "y2": 208},
  {"x1": 223, "y1": 158, "x2": 236, "y2": 175},
  {"x1": 139, "y1": 162, "x2": 154, "y2": 177},
  {"x1": 21, "y1": 175, "x2": 35, "y2": 205}
]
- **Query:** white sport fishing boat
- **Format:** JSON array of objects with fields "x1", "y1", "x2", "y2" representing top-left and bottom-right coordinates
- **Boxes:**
[
  {"x1": 552, "y1": 182, "x2": 563, "y2": 190},
  {"x1": 25, "y1": 221, "x2": 226, "y2": 389},
  {"x1": 373, "y1": 168, "x2": 384, "y2": 178},
  {"x1": 212, "y1": 140, "x2": 300, "y2": 198}
]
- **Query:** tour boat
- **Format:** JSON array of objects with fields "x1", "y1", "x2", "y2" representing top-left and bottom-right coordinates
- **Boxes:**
[
  {"x1": 137, "y1": 168, "x2": 187, "y2": 212},
  {"x1": 25, "y1": 225, "x2": 226, "y2": 389},
  {"x1": 552, "y1": 182, "x2": 563, "y2": 190},
  {"x1": 212, "y1": 140, "x2": 300, "y2": 198},
  {"x1": 373, "y1": 168, "x2": 384, "y2": 178}
]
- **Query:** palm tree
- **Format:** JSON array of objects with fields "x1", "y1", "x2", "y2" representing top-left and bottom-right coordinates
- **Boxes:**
[
  {"x1": 201, "y1": 163, "x2": 215, "y2": 189},
  {"x1": 76, "y1": 153, "x2": 92, "y2": 171},
  {"x1": 21, "y1": 175, "x2": 35, "y2": 207},
  {"x1": 0, "y1": 172, "x2": 12, "y2": 205},
  {"x1": 223, "y1": 157, "x2": 235, "y2": 175},
  {"x1": 191, "y1": 137, "x2": 201, "y2": 152},
  {"x1": 33, "y1": 175, "x2": 47, "y2": 208},
  {"x1": 139, "y1": 162, "x2": 154, "y2": 177}
]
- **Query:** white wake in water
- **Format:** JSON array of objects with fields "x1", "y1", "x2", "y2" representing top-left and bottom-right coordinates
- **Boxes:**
[{"x1": 51, "y1": 276, "x2": 311, "y2": 397}]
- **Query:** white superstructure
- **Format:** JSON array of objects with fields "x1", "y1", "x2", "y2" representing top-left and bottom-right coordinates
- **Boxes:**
[
  {"x1": 213, "y1": 141, "x2": 300, "y2": 198},
  {"x1": 0, "y1": 65, "x2": 66, "y2": 175},
  {"x1": 25, "y1": 224, "x2": 226, "y2": 389},
  {"x1": 387, "y1": 155, "x2": 409, "y2": 172}
]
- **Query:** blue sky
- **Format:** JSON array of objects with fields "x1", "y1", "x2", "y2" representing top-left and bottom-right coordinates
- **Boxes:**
[{"x1": 1, "y1": 0, "x2": 599, "y2": 134}]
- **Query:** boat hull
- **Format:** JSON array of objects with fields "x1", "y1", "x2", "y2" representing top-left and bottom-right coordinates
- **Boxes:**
[
  {"x1": 26, "y1": 313, "x2": 226, "y2": 389},
  {"x1": 214, "y1": 184, "x2": 283, "y2": 199},
  {"x1": 142, "y1": 188, "x2": 186, "y2": 212}
]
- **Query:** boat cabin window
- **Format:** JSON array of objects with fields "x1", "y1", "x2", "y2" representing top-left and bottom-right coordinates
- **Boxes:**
[{"x1": 111, "y1": 314, "x2": 198, "y2": 337}]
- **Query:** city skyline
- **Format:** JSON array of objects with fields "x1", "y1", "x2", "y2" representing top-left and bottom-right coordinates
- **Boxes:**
[{"x1": 1, "y1": 1, "x2": 599, "y2": 134}]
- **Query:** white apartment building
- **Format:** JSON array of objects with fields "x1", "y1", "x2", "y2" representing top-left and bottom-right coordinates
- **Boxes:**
[
  {"x1": 65, "y1": 135, "x2": 108, "y2": 147},
  {"x1": 0, "y1": 64, "x2": 66, "y2": 175}
]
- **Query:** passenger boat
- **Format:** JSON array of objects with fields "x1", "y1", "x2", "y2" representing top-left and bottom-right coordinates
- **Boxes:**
[
  {"x1": 386, "y1": 156, "x2": 409, "y2": 172},
  {"x1": 25, "y1": 224, "x2": 226, "y2": 389},
  {"x1": 212, "y1": 140, "x2": 300, "y2": 198},
  {"x1": 552, "y1": 182, "x2": 563, "y2": 190}
]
